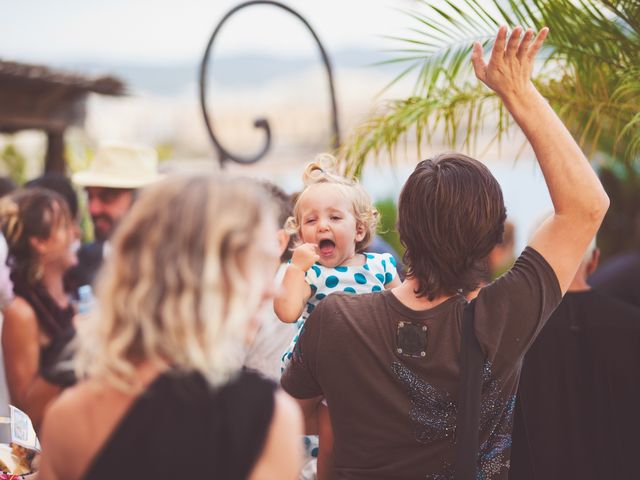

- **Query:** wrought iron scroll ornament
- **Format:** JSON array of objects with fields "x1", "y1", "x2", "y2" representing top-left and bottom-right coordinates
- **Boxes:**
[{"x1": 199, "y1": 0, "x2": 341, "y2": 167}]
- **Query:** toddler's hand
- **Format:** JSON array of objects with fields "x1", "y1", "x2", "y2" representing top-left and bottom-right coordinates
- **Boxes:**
[{"x1": 291, "y1": 243, "x2": 320, "y2": 271}]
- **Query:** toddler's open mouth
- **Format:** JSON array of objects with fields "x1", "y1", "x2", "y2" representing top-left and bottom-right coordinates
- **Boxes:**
[{"x1": 319, "y1": 239, "x2": 336, "y2": 256}]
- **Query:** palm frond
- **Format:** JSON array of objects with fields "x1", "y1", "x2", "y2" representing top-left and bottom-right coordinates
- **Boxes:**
[
  {"x1": 341, "y1": 0, "x2": 640, "y2": 174},
  {"x1": 338, "y1": 83, "x2": 500, "y2": 176}
]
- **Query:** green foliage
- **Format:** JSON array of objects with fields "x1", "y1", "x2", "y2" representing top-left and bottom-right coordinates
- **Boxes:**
[
  {"x1": 375, "y1": 198, "x2": 405, "y2": 258},
  {"x1": 0, "y1": 144, "x2": 28, "y2": 185},
  {"x1": 65, "y1": 143, "x2": 93, "y2": 175},
  {"x1": 155, "y1": 143, "x2": 174, "y2": 163},
  {"x1": 339, "y1": 0, "x2": 640, "y2": 179}
]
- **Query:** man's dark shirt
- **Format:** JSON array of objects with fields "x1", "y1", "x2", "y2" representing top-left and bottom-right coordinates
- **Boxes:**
[
  {"x1": 282, "y1": 248, "x2": 561, "y2": 479},
  {"x1": 589, "y1": 251, "x2": 640, "y2": 308},
  {"x1": 510, "y1": 290, "x2": 640, "y2": 480}
]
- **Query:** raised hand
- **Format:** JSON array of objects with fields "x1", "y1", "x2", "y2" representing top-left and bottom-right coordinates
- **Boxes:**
[
  {"x1": 291, "y1": 243, "x2": 320, "y2": 272},
  {"x1": 471, "y1": 25, "x2": 548, "y2": 101},
  {"x1": 470, "y1": 27, "x2": 608, "y2": 296}
]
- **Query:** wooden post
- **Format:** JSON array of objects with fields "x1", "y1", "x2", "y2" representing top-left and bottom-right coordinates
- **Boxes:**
[{"x1": 44, "y1": 129, "x2": 66, "y2": 173}]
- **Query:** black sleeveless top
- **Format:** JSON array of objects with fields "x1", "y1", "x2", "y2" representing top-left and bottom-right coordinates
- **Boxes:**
[
  {"x1": 84, "y1": 369, "x2": 276, "y2": 480},
  {"x1": 11, "y1": 272, "x2": 77, "y2": 386}
]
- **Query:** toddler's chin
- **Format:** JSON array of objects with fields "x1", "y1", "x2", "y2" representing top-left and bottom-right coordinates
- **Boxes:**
[{"x1": 317, "y1": 258, "x2": 340, "y2": 268}]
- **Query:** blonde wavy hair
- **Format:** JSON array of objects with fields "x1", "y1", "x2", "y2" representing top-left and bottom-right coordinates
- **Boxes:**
[
  {"x1": 75, "y1": 174, "x2": 278, "y2": 392},
  {"x1": 286, "y1": 154, "x2": 378, "y2": 252}
]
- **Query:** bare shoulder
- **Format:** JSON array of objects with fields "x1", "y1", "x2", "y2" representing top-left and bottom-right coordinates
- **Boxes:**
[
  {"x1": 45, "y1": 381, "x2": 97, "y2": 421},
  {"x1": 3, "y1": 296, "x2": 37, "y2": 325},
  {"x1": 41, "y1": 381, "x2": 100, "y2": 451},
  {"x1": 2, "y1": 297, "x2": 39, "y2": 346},
  {"x1": 39, "y1": 384, "x2": 90, "y2": 479},
  {"x1": 39, "y1": 380, "x2": 123, "y2": 480}
]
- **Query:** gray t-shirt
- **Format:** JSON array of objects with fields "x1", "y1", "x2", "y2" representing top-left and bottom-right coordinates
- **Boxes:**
[
  {"x1": 281, "y1": 247, "x2": 561, "y2": 479},
  {"x1": 243, "y1": 265, "x2": 297, "y2": 380}
]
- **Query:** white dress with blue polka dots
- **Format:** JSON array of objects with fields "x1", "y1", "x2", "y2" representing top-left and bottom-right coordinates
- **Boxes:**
[
  {"x1": 281, "y1": 252, "x2": 398, "y2": 369},
  {"x1": 282, "y1": 252, "x2": 398, "y2": 478}
]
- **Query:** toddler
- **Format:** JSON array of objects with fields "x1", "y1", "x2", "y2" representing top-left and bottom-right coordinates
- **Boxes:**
[{"x1": 275, "y1": 155, "x2": 400, "y2": 479}]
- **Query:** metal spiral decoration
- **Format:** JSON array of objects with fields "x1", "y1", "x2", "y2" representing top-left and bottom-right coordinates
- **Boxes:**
[{"x1": 199, "y1": 0, "x2": 341, "y2": 167}]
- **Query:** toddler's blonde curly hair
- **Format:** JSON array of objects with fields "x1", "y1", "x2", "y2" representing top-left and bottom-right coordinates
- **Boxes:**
[{"x1": 285, "y1": 154, "x2": 378, "y2": 253}]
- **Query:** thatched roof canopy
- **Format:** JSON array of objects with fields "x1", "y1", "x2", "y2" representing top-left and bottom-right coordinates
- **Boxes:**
[
  {"x1": 0, "y1": 60, "x2": 126, "y2": 172},
  {"x1": 0, "y1": 60, "x2": 126, "y2": 133}
]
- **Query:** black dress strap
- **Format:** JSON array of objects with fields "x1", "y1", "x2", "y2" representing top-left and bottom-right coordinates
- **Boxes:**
[
  {"x1": 84, "y1": 369, "x2": 276, "y2": 480},
  {"x1": 455, "y1": 299, "x2": 484, "y2": 480}
]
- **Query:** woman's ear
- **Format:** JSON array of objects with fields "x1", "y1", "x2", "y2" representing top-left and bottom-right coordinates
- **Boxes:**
[{"x1": 29, "y1": 236, "x2": 47, "y2": 255}]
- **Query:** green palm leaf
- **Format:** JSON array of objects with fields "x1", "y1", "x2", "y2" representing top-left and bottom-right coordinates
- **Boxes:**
[{"x1": 339, "y1": 0, "x2": 640, "y2": 177}]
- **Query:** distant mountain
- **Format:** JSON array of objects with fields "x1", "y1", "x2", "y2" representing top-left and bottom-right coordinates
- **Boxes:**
[{"x1": 59, "y1": 48, "x2": 401, "y2": 96}]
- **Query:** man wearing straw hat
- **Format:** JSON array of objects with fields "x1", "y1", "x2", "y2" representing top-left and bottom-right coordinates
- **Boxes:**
[{"x1": 66, "y1": 143, "x2": 161, "y2": 292}]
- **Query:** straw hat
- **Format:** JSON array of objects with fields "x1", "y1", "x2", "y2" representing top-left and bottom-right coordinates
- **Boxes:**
[{"x1": 73, "y1": 143, "x2": 162, "y2": 189}]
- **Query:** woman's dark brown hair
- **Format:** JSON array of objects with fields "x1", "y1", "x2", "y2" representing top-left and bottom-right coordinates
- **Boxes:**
[
  {"x1": 398, "y1": 153, "x2": 506, "y2": 300},
  {"x1": 0, "y1": 188, "x2": 72, "y2": 284}
]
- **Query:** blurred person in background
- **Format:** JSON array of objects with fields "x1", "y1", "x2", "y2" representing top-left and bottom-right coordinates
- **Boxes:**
[
  {"x1": 0, "y1": 177, "x2": 17, "y2": 306},
  {"x1": 511, "y1": 236, "x2": 640, "y2": 480},
  {"x1": 0, "y1": 188, "x2": 79, "y2": 430},
  {"x1": 23, "y1": 173, "x2": 85, "y2": 386},
  {"x1": 65, "y1": 143, "x2": 161, "y2": 293},
  {"x1": 487, "y1": 220, "x2": 515, "y2": 280},
  {"x1": 0, "y1": 176, "x2": 16, "y2": 418},
  {"x1": 589, "y1": 249, "x2": 640, "y2": 309},
  {"x1": 25, "y1": 172, "x2": 79, "y2": 222},
  {"x1": 473, "y1": 220, "x2": 516, "y2": 295},
  {"x1": 39, "y1": 175, "x2": 302, "y2": 480},
  {"x1": 243, "y1": 181, "x2": 298, "y2": 381},
  {"x1": 0, "y1": 177, "x2": 16, "y2": 199}
]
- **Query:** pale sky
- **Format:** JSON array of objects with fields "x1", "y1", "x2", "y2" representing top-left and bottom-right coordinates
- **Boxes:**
[
  {"x1": 3, "y1": 0, "x2": 421, "y2": 64},
  {"x1": 2, "y1": 1, "x2": 547, "y2": 253}
]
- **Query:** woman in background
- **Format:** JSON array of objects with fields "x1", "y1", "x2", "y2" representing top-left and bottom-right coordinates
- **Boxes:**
[
  {"x1": 0, "y1": 188, "x2": 79, "y2": 430},
  {"x1": 38, "y1": 174, "x2": 302, "y2": 480}
]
